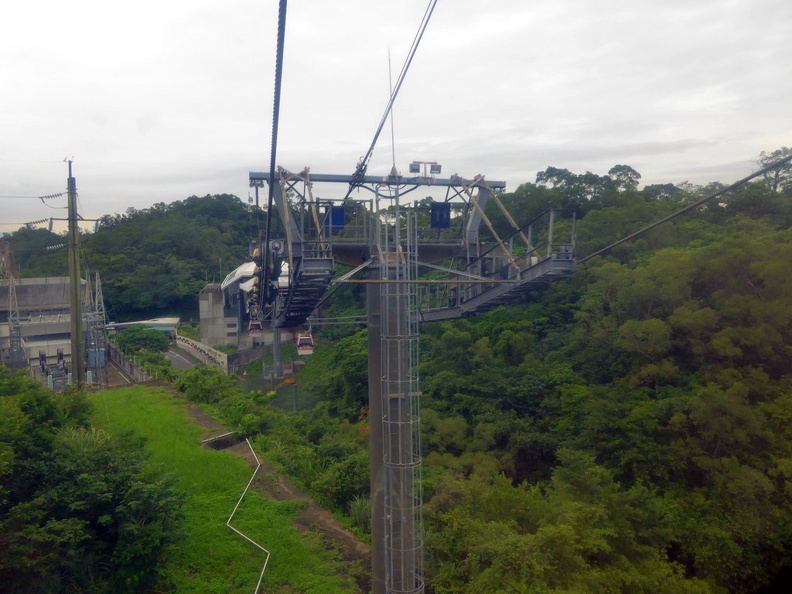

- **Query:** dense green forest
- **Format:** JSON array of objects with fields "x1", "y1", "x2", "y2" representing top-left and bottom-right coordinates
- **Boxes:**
[
  {"x1": 3, "y1": 151, "x2": 792, "y2": 592},
  {"x1": 5, "y1": 194, "x2": 263, "y2": 320},
  {"x1": 245, "y1": 156, "x2": 792, "y2": 593}
]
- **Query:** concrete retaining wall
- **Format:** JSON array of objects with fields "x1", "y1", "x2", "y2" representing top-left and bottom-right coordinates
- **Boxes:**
[{"x1": 176, "y1": 335, "x2": 228, "y2": 373}]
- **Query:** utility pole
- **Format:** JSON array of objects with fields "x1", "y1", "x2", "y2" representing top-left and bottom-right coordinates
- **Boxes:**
[{"x1": 67, "y1": 160, "x2": 85, "y2": 386}]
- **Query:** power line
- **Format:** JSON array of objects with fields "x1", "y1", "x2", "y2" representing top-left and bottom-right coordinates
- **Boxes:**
[
  {"x1": 345, "y1": 0, "x2": 438, "y2": 198},
  {"x1": 579, "y1": 153, "x2": 792, "y2": 264},
  {"x1": 261, "y1": 0, "x2": 288, "y2": 311},
  {"x1": 0, "y1": 158, "x2": 65, "y2": 163},
  {"x1": 0, "y1": 192, "x2": 65, "y2": 199}
]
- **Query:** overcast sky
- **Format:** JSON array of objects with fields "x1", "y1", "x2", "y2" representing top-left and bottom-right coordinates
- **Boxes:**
[{"x1": 1, "y1": 0, "x2": 790, "y2": 233}]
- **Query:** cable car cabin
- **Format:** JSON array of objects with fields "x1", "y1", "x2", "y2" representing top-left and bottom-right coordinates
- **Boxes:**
[
  {"x1": 248, "y1": 319, "x2": 265, "y2": 333},
  {"x1": 296, "y1": 333, "x2": 314, "y2": 356}
]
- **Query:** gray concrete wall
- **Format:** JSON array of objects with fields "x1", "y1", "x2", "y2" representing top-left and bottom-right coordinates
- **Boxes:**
[
  {"x1": 175, "y1": 335, "x2": 228, "y2": 373},
  {"x1": 199, "y1": 284, "x2": 231, "y2": 347}
]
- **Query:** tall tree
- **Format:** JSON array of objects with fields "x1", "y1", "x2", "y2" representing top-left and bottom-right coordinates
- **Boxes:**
[
  {"x1": 758, "y1": 147, "x2": 792, "y2": 193},
  {"x1": 608, "y1": 164, "x2": 641, "y2": 191}
]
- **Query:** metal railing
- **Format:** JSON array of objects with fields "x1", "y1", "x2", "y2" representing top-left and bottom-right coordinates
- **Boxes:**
[{"x1": 175, "y1": 335, "x2": 228, "y2": 373}]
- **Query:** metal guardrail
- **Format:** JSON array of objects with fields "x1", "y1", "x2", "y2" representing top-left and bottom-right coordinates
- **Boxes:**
[{"x1": 175, "y1": 335, "x2": 228, "y2": 373}]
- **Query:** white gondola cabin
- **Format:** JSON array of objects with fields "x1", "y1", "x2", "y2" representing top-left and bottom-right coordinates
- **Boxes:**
[{"x1": 296, "y1": 333, "x2": 314, "y2": 356}]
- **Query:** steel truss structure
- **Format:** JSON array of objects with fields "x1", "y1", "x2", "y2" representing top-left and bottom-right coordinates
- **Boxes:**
[{"x1": 250, "y1": 167, "x2": 576, "y2": 594}]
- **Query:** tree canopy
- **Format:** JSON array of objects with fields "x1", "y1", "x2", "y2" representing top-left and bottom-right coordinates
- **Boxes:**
[
  {"x1": 194, "y1": 164, "x2": 792, "y2": 592},
  {"x1": 5, "y1": 149, "x2": 792, "y2": 592},
  {"x1": 2, "y1": 194, "x2": 261, "y2": 320},
  {"x1": 113, "y1": 326, "x2": 171, "y2": 353},
  {"x1": 0, "y1": 368, "x2": 183, "y2": 593}
]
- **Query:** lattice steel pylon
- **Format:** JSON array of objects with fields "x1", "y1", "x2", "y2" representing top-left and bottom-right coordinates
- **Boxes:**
[
  {"x1": 372, "y1": 200, "x2": 424, "y2": 593},
  {"x1": 250, "y1": 168, "x2": 576, "y2": 594},
  {"x1": 83, "y1": 272, "x2": 109, "y2": 386},
  {"x1": 1, "y1": 240, "x2": 25, "y2": 370},
  {"x1": 6, "y1": 276, "x2": 26, "y2": 371}
]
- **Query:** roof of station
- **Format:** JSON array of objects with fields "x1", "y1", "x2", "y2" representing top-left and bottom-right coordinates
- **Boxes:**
[{"x1": 221, "y1": 261, "x2": 256, "y2": 292}]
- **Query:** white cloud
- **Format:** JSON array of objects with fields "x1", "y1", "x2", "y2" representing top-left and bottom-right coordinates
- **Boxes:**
[{"x1": 1, "y1": 0, "x2": 790, "y2": 230}]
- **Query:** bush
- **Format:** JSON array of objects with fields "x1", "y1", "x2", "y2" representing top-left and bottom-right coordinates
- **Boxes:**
[
  {"x1": 114, "y1": 326, "x2": 170, "y2": 353},
  {"x1": 173, "y1": 366, "x2": 237, "y2": 403},
  {"x1": 0, "y1": 369, "x2": 184, "y2": 593}
]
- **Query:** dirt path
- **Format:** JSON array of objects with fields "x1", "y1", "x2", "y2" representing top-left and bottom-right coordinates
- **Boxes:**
[{"x1": 187, "y1": 404, "x2": 371, "y2": 593}]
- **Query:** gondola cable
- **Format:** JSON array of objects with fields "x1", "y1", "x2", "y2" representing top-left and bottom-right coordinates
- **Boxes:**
[{"x1": 259, "y1": 0, "x2": 289, "y2": 315}]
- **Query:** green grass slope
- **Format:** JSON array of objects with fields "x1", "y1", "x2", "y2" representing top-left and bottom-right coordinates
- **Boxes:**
[{"x1": 91, "y1": 386, "x2": 357, "y2": 593}]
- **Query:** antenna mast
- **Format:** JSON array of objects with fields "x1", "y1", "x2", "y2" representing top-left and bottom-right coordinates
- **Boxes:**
[{"x1": 388, "y1": 47, "x2": 398, "y2": 176}]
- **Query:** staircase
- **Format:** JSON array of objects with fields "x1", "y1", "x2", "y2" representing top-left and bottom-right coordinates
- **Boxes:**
[{"x1": 275, "y1": 245, "x2": 334, "y2": 328}]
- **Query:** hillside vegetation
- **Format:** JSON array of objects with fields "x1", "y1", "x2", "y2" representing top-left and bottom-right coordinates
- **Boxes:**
[
  {"x1": 415, "y1": 224, "x2": 792, "y2": 593},
  {"x1": 91, "y1": 386, "x2": 358, "y2": 593},
  {"x1": 0, "y1": 370, "x2": 183, "y2": 592},
  {"x1": 6, "y1": 194, "x2": 264, "y2": 319},
  {"x1": 250, "y1": 165, "x2": 792, "y2": 592},
  {"x1": 4, "y1": 153, "x2": 792, "y2": 592}
]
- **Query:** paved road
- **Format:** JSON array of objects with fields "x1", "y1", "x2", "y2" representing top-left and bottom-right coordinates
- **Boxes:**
[
  {"x1": 164, "y1": 345, "x2": 203, "y2": 371},
  {"x1": 105, "y1": 360, "x2": 134, "y2": 387}
]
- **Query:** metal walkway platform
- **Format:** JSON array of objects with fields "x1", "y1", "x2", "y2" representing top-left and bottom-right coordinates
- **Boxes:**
[{"x1": 418, "y1": 249, "x2": 576, "y2": 322}]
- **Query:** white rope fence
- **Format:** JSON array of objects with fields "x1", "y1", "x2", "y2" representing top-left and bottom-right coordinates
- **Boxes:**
[{"x1": 202, "y1": 433, "x2": 271, "y2": 593}]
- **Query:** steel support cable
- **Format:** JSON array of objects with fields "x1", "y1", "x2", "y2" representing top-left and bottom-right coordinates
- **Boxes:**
[
  {"x1": 261, "y1": 0, "x2": 289, "y2": 310},
  {"x1": 473, "y1": 208, "x2": 573, "y2": 266},
  {"x1": 463, "y1": 183, "x2": 517, "y2": 268},
  {"x1": 345, "y1": 0, "x2": 438, "y2": 199},
  {"x1": 278, "y1": 171, "x2": 295, "y2": 275},
  {"x1": 293, "y1": 169, "x2": 325, "y2": 243},
  {"x1": 491, "y1": 193, "x2": 533, "y2": 248},
  {"x1": 578, "y1": 153, "x2": 792, "y2": 264}
]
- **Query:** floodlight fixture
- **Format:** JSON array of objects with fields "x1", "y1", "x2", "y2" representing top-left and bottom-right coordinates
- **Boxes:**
[{"x1": 409, "y1": 160, "x2": 442, "y2": 177}]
